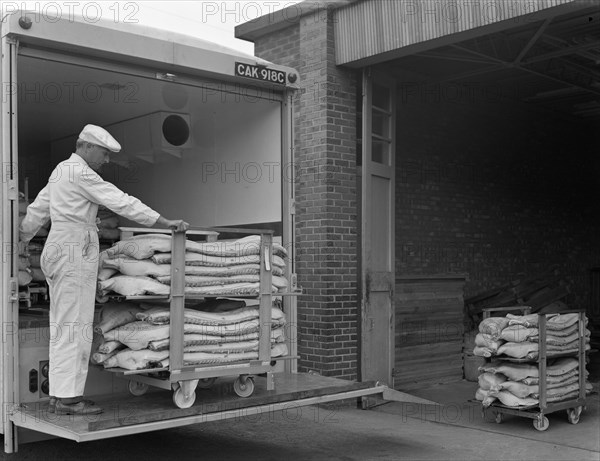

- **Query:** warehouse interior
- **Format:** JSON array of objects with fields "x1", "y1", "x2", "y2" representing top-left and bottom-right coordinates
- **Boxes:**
[{"x1": 373, "y1": 4, "x2": 600, "y2": 388}]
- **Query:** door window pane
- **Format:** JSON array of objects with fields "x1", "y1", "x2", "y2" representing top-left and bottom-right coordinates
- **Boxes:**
[{"x1": 372, "y1": 139, "x2": 390, "y2": 165}]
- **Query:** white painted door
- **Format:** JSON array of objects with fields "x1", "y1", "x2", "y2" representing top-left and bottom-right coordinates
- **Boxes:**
[{"x1": 360, "y1": 69, "x2": 396, "y2": 386}]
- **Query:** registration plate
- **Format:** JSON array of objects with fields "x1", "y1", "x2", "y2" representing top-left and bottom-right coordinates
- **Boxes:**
[{"x1": 235, "y1": 62, "x2": 287, "y2": 85}]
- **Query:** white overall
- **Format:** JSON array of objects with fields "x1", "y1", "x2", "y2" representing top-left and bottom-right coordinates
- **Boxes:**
[
  {"x1": 41, "y1": 222, "x2": 99, "y2": 397},
  {"x1": 20, "y1": 153, "x2": 160, "y2": 398}
]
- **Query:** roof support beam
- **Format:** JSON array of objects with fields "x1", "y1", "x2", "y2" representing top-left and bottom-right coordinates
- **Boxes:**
[
  {"x1": 452, "y1": 44, "x2": 600, "y2": 98},
  {"x1": 522, "y1": 40, "x2": 600, "y2": 64},
  {"x1": 514, "y1": 18, "x2": 552, "y2": 64}
]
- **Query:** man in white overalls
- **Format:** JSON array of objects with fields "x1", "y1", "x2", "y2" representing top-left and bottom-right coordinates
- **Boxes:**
[{"x1": 20, "y1": 124, "x2": 188, "y2": 415}]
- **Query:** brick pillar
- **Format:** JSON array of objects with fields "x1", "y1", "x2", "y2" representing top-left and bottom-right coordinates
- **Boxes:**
[{"x1": 254, "y1": 10, "x2": 359, "y2": 379}]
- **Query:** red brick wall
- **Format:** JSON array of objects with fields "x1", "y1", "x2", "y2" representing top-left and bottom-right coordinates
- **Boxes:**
[
  {"x1": 254, "y1": 11, "x2": 360, "y2": 379},
  {"x1": 395, "y1": 83, "x2": 600, "y2": 309}
]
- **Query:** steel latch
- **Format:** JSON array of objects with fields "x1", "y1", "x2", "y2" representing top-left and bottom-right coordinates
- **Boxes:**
[{"x1": 290, "y1": 273, "x2": 298, "y2": 291}]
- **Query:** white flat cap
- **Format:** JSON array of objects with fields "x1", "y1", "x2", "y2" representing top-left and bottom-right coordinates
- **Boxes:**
[{"x1": 78, "y1": 124, "x2": 121, "y2": 152}]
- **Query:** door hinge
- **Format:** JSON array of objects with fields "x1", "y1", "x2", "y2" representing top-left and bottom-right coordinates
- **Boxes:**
[
  {"x1": 289, "y1": 199, "x2": 296, "y2": 215},
  {"x1": 7, "y1": 179, "x2": 18, "y2": 201},
  {"x1": 8, "y1": 278, "x2": 19, "y2": 302}
]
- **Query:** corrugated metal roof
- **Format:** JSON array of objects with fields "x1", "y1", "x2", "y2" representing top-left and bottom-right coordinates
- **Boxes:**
[{"x1": 334, "y1": 0, "x2": 587, "y2": 66}]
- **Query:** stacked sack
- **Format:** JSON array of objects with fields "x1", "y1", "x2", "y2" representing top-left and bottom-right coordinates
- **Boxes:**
[
  {"x1": 97, "y1": 206, "x2": 120, "y2": 241},
  {"x1": 474, "y1": 313, "x2": 591, "y2": 360},
  {"x1": 96, "y1": 233, "x2": 289, "y2": 300},
  {"x1": 17, "y1": 250, "x2": 32, "y2": 286},
  {"x1": 477, "y1": 357, "x2": 592, "y2": 407},
  {"x1": 18, "y1": 242, "x2": 46, "y2": 286},
  {"x1": 27, "y1": 242, "x2": 46, "y2": 283},
  {"x1": 18, "y1": 192, "x2": 49, "y2": 286},
  {"x1": 474, "y1": 312, "x2": 592, "y2": 408},
  {"x1": 91, "y1": 299, "x2": 288, "y2": 370}
]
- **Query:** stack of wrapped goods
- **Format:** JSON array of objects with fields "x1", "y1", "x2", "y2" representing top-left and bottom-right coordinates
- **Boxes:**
[
  {"x1": 27, "y1": 242, "x2": 46, "y2": 283},
  {"x1": 18, "y1": 192, "x2": 49, "y2": 286},
  {"x1": 97, "y1": 206, "x2": 120, "y2": 241},
  {"x1": 17, "y1": 249, "x2": 33, "y2": 287},
  {"x1": 95, "y1": 233, "x2": 289, "y2": 299},
  {"x1": 473, "y1": 312, "x2": 593, "y2": 409},
  {"x1": 91, "y1": 300, "x2": 288, "y2": 370}
]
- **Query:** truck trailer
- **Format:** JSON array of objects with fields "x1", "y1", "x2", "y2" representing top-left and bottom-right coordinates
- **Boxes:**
[{"x1": 0, "y1": 10, "x2": 427, "y2": 453}]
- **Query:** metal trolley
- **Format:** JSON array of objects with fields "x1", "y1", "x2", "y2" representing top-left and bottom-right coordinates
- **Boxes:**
[
  {"x1": 481, "y1": 307, "x2": 588, "y2": 431},
  {"x1": 103, "y1": 227, "x2": 297, "y2": 408}
]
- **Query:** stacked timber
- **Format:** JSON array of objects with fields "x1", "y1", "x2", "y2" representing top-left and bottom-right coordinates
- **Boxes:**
[
  {"x1": 394, "y1": 274, "x2": 467, "y2": 391},
  {"x1": 465, "y1": 265, "x2": 570, "y2": 325}
]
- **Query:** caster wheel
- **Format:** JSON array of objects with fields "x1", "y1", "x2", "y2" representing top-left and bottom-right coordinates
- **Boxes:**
[
  {"x1": 173, "y1": 387, "x2": 196, "y2": 409},
  {"x1": 197, "y1": 377, "x2": 217, "y2": 389},
  {"x1": 233, "y1": 376, "x2": 255, "y2": 398},
  {"x1": 95, "y1": 294, "x2": 109, "y2": 304},
  {"x1": 495, "y1": 413, "x2": 503, "y2": 424},
  {"x1": 567, "y1": 406, "x2": 582, "y2": 424},
  {"x1": 533, "y1": 416, "x2": 549, "y2": 431},
  {"x1": 128, "y1": 381, "x2": 149, "y2": 396}
]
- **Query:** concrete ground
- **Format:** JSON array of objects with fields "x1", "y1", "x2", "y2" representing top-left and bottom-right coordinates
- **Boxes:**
[{"x1": 1, "y1": 380, "x2": 598, "y2": 461}]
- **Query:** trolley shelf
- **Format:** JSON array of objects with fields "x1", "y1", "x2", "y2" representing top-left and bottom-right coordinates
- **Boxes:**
[
  {"x1": 101, "y1": 355, "x2": 300, "y2": 377},
  {"x1": 492, "y1": 350, "x2": 590, "y2": 363},
  {"x1": 107, "y1": 291, "x2": 302, "y2": 302}
]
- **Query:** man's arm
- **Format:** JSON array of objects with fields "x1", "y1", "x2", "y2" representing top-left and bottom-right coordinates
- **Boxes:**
[
  {"x1": 79, "y1": 167, "x2": 188, "y2": 230},
  {"x1": 19, "y1": 185, "x2": 51, "y2": 244}
]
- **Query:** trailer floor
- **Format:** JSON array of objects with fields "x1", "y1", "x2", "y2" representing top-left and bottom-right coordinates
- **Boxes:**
[
  {"x1": 2, "y1": 379, "x2": 599, "y2": 460},
  {"x1": 9, "y1": 372, "x2": 379, "y2": 441}
]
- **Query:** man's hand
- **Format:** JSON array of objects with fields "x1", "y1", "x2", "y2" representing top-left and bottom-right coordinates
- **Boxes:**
[
  {"x1": 168, "y1": 219, "x2": 189, "y2": 232},
  {"x1": 157, "y1": 216, "x2": 189, "y2": 232}
]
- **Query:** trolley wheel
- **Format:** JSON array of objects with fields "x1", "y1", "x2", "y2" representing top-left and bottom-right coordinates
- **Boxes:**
[
  {"x1": 233, "y1": 376, "x2": 255, "y2": 398},
  {"x1": 128, "y1": 381, "x2": 149, "y2": 396},
  {"x1": 567, "y1": 406, "x2": 583, "y2": 425},
  {"x1": 533, "y1": 416, "x2": 550, "y2": 431},
  {"x1": 173, "y1": 387, "x2": 196, "y2": 409},
  {"x1": 196, "y1": 377, "x2": 217, "y2": 389},
  {"x1": 495, "y1": 412, "x2": 503, "y2": 424}
]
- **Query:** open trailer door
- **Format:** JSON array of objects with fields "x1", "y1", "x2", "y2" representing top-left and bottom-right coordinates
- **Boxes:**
[{"x1": 0, "y1": 31, "x2": 21, "y2": 454}]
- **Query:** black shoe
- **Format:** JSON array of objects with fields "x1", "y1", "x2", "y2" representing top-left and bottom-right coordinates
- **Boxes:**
[
  {"x1": 55, "y1": 399, "x2": 103, "y2": 416},
  {"x1": 48, "y1": 396, "x2": 57, "y2": 414},
  {"x1": 49, "y1": 397, "x2": 96, "y2": 414}
]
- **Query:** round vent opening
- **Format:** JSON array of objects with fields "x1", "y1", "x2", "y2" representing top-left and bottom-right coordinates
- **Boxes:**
[{"x1": 162, "y1": 114, "x2": 190, "y2": 147}]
